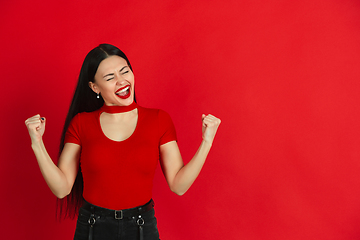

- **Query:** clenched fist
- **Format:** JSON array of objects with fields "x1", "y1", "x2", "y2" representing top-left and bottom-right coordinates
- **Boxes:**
[
  {"x1": 25, "y1": 114, "x2": 46, "y2": 143},
  {"x1": 201, "y1": 114, "x2": 221, "y2": 144}
]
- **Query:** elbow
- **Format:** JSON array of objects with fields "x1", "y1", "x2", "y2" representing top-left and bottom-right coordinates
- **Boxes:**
[
  {"x1": 170, "y1": 186, "x2": 187, "y2": 196},
  {"x1": 53, "y1": 188, "x2": 71, "y2": 199},
  {"x1": 174, "y1": 191, "x2": 186, "y2": 196},
  {"x1": 56, "y1": 193, "x2": 68, "y2": 199}
]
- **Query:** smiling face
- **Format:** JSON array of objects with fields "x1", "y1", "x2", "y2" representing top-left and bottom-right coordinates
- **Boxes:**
[{"x1": 90, "y1": 55, "x2": 135, "y2": 106}]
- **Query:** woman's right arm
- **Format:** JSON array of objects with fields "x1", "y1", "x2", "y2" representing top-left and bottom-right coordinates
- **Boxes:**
[{"x1": 25, "y1": 114, "x2": 80, "y2": 199}]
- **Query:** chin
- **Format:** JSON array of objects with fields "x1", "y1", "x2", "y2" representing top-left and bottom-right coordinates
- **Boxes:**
[{"x1": 118, "y1": 97, "x2": 134, "y2": 106}]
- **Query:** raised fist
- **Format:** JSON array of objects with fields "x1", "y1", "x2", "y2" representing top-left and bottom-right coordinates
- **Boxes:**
[
  {"x1": 201, "y1": 114, "x2": 221, "y2": 144},
  {"x1": 25, "y1": 114, "x2": 46, "y2": 143}
]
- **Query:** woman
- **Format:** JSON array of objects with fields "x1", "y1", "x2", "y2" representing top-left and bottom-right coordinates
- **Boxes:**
[{"x1": 25, "y1": 44, "x2": 221, "y2": 240}]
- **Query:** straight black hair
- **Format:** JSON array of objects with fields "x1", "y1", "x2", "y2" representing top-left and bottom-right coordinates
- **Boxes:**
[{"x1": 57, "y1": 44, "x2": 136, "y2": 219}]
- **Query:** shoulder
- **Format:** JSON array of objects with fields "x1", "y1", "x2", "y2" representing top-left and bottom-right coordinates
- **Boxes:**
[
  {"x1": 69, "y1": 110, "x2": 99, "y2": 126},
  {"x1": 75, "y1": 109, "x2": 99, "y2": 118},
  {"x1": 138, "y1": 105, "x2": 171, "y2": 119}
]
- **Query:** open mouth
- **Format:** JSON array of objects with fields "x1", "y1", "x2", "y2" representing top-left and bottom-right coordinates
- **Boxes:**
[{"x1": 115, "y1": 85, "x2": 131, "y2": 99}]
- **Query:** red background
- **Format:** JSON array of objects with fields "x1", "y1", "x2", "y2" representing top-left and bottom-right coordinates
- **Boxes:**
[{"x1": 1, "y1": 0, "x2": 360, "y2": 239}]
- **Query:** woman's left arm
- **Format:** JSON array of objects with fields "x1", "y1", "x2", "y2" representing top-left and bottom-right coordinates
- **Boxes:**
[{"x1": 160, "y1": 114, "x2": 221, "y2": 195}]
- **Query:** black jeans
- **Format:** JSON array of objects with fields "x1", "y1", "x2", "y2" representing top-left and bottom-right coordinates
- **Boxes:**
[{"x1": 74, "y1": 203, "x2": 160, "y2": 240}]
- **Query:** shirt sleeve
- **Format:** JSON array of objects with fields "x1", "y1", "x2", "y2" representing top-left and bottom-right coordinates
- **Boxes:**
[
  {"x1": 158, "y1": 109, "x2": 177, "y2": 145},
  {"x1": 64, "y1": 114, "x2": 81, "y2": 145}
]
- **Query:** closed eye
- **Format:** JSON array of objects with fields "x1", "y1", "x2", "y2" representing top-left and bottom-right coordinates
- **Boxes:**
[
  {"x1": 103, "y1": 72, "x2": 114, "y2": 80},
  {"x1": 120, "y1": 66, "x2": 129, "y2": 75}
]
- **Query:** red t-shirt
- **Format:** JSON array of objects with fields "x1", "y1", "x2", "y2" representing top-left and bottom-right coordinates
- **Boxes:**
[{"x1": 65, "y1": 104, "x2": 177, "y2": 210}]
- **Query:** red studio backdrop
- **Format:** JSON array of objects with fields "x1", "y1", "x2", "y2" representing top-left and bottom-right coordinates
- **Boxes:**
[{"x1": 1, "y1": 0, "x2": 360, "y2": 239}]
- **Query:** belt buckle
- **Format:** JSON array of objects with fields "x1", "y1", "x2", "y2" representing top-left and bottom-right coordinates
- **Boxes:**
[{"x1": 115, "y1": 210, "x2": 123, "y2": 219}]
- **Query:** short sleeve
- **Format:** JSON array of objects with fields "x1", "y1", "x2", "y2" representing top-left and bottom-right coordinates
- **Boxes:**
[
  {"x1": 158, "y1": 110, "x2": 177, "y2": 145},
  {"x1": 64, "y1": 114, "x2": 81, "y2": 145}
]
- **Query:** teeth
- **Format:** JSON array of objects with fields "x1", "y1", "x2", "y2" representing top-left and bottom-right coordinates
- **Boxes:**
[{"x1": 116, "y1": 86, "x2": 129, "y2": 94}]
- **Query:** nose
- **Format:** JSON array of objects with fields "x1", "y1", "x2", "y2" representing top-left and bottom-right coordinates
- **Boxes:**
[{"x1": 115, "y1": 73, "x2": 127, "y2": 84}]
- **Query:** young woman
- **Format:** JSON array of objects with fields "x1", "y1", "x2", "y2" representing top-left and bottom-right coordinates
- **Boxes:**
[{"x1": 25, "y1": 44, "x2": 221, "y2": 240}]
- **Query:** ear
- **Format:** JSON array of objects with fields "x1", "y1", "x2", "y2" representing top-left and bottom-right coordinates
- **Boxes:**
[{"x1": 88, "y1": 81, "x2": 99, "y2": 94}]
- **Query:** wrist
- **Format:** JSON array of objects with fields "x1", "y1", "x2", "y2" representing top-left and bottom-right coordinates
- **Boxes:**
[
  {"x1": 201, "y1": 139, "x2": 213, "y2": 148},
  {"x1": 31, "y1": 139, "x2": 43, "y2": 150}
]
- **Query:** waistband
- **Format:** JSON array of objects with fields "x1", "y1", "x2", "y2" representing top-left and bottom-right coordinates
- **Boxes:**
[{"x1": 82, "y1": 199, "x2": 154, "y2": 220}]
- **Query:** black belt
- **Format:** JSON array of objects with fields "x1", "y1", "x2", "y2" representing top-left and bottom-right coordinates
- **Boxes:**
[{"x1": 82, "y1": 199, "x2": 154, "y2": 219}]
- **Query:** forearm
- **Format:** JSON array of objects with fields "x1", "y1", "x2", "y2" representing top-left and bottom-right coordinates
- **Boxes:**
[
  {"x1": 31, "y1": 141, "x2": 71, "y2": 198},
  {"x1": 171, "y1": 140, "x2": 212, "y2": 195}
]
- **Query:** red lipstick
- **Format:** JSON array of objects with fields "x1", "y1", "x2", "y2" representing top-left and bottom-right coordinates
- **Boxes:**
[{"x1": 115, "y1": 85, "x2": 131, "y2": 99}]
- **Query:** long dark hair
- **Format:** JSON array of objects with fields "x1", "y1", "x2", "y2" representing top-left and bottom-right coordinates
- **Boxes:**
[{"x1": 57, "y1": 44, "x2": 135, "y2": 219}]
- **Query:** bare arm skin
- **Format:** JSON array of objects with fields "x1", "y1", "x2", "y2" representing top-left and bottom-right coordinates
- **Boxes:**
[
  {"x1": 25, "y1": 114, "x2": 80, "y2": 198},
  {"x1": 26, "y1": 112, "x2": 220, "y2": 198},
  {"x1": 160, "y1": 114, "x2": 221, "y2": 195}
]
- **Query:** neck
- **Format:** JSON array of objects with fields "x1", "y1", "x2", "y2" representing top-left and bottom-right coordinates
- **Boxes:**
[{"x1": 100, "y1": 101, "x2": 138, "y2": 114}]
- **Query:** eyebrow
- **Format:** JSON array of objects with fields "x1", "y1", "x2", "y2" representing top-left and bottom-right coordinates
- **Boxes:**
[{"x1": 103, "y1": 66, "x2": 128, "y2": 78}]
